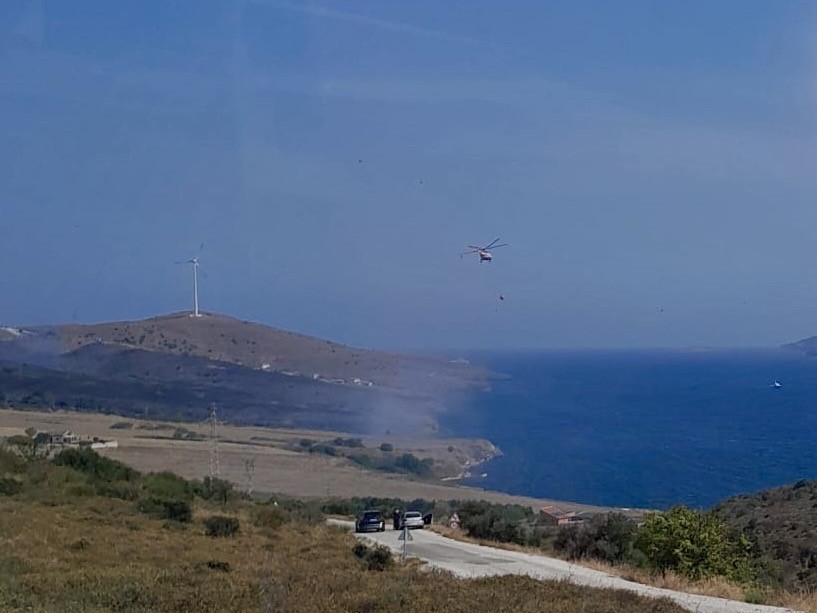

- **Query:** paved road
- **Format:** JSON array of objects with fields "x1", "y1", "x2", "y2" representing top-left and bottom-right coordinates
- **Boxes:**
[{"x1": 329, "y1": 520, "x2": 800, "y2": 613}]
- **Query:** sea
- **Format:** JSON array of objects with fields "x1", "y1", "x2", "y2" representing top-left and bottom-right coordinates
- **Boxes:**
[{"x1": 438, "y1": 348, "x2": 817, "y2": 510}]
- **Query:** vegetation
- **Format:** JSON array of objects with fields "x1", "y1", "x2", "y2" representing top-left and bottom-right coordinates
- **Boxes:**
[
  {"x1": 109, "y1": 421, "x2": 133, "y2": 429},
  {"x1": 457, "y1": 500, "x2": 550, "y2": 547},
  {"x1": 714, "y1": 478, "x2": 817, "y2": 590},
  {"x1": 348, "y1": 451, "x2": 435, "y2": 477},
  {"x1": 379, "y1": 442, "x2": 393, "y2": 452},
  {"x1": 204, "y1": 515, "x2": 240, "y2": 537},
  {"x1": 332, "y1": 436, "x2": 364, "y2": 448},
  {"x1": 0, "y1": 443, "x2": 687, "y2": 612},
  {"x1": 352, "y1": 541, "x2": 394, "y2": 571},
  {"x1": 554, "y1": 513, "x2": 640, "y2": 565}
]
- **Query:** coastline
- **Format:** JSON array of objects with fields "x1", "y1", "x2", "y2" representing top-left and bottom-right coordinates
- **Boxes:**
[{"x1": 0, "y1": 408, "x2": 639, "y2": 516}]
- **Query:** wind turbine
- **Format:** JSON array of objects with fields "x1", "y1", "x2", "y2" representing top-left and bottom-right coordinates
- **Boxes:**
[{"x1": 177, "y1": 243, "x2": 204, "y2": 318}]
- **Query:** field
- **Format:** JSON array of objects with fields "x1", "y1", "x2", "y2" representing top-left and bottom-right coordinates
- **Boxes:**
[
  {"x1": 0, "y1": 408, "x2": 611, "y2": 514},
  {"x1": 0, "y1": 444, "x2": 685, "y2": 613}
]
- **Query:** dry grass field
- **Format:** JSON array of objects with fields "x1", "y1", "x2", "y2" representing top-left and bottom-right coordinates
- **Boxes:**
[
  {"x1": 0, "y1": 408, "x2": 611, "y2": 514},
  {"x1": 0, "y1": 447, "x2": 686, "y2": 613}
]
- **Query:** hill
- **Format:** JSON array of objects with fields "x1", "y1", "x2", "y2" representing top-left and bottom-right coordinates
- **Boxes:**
[
  {"x1": 0, "y1": 312, "x2": 493, "y2": 433},
  {"x1": 713, "y1": 479, "x2": 817, "y2": 590},
  {"x1": 0, "y1": 445, "x2": 685, "y2": 613},
  {"x1": 782, "y1": 335, "x2": 817, "y2": 356}
]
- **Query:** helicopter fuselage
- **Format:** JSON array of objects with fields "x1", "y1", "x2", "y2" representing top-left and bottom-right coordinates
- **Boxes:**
[{"x1": 479, "y1": 250, "x2": 493, "y2": 262}]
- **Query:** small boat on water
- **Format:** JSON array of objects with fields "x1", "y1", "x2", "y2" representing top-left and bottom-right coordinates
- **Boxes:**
[{"x1": 772, "y1": 380, "x2": 782, "y2": 389}]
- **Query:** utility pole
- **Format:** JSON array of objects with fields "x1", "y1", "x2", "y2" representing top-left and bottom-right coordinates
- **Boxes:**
[
  {"x1": 209, "y1": 404, "x2": 220, "y2": 479},
  {"x1": 244, "y1": 458, "x2": 255, "y2": 498}
]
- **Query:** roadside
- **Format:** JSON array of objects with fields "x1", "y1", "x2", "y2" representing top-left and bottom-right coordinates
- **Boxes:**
[{"x1": 332, "y1": 520, "x2": 800, "y2": 613}]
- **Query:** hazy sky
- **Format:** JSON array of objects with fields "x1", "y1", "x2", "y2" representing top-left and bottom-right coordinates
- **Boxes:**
[{"x1": 3, "y1": 1, "x2": 817, "y2": 350}]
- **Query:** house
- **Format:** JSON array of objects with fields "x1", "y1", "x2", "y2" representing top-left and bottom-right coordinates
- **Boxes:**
[
  {"x1": 539, "y1": 505, "x2": 585, "y2": 526},
  {"x1": 50, "y1": 430, "x2": 80, "y2": 445}
]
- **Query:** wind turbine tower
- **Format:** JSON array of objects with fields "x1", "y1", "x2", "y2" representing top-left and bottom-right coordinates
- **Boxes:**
[
  {"x1": 177, "y1": 245, "x2": 204, "y2": 318},
  {"x1": 189, "y1": 256, "x2": 201, "y2": 317}
]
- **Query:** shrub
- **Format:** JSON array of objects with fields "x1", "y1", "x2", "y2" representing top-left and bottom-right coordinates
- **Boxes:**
[
  {"x1": 635, "y1": 505, "x2": 756, "y2": 582},
  {"x1": 352, "y1": 542, "x2": 393, "y2": 571},
  {"x1": 394, "y1": 453, "x2": 434, "y2": 477},
  {"x1": 5, "y1": 435, "x2": 38, "y2": 461},
  {"x1": 252, "y1": 505, "x2": 286, "y2": 530},
  {"x1": 379, "y1": 443, "x2": 393, "y2": 453},
  {"x1": 309, "y1": 444, "x2": 337, "y2": 456},
  {"x1": 143, "y1": 471, "x2": 194, "y2": 502},
  {"x1": 68, "y1": 538, "x2": 90, "y2": 551},
  {"x1": 204, "y1": 560, "x2": 231, "y2": 572},
  {"x1": 205, "y1": 515, "x2": 240, "y2": 537},
  {"x1": 299, "y1": 439, "x2": 314, "y2": 448},
  {"x1": 137, "y1": 498, "x2": 193, "y2": 522},
  {"x1": 96, "y1": 480, "x2": 141, "y2": 501},
  {"x1": 457, "y1": 501, "x2": 540, "y2": 546},
  {"x1": 554, "y1": 513, "x2": 637, "y2": 564},
  {"x1": 52, "y1": 448, "x2": 139, "y2": 484},
  {"x1": 0, "y1": 477, "x2": 23, "y2": 495},
  {"x1": 197, "y1": 477, "x2": 235, "y2": 504},
  {"x1": 333, "y1": 437, "x2": 364, "y2": 448},
  {"x1": 0, "y1": 445, "x2": 26, "y2": 473},
  {"x1": 110, "y1": 422, "x2": 133, "y2": 430}
]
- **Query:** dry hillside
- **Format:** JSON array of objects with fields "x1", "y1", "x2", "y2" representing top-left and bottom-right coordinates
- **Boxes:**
[{"x1": 46, "y1": 311, "x2": 489, "y2": 393}]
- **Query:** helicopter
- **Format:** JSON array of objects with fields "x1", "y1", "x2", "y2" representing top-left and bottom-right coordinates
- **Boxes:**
[{"x1": 461, "y1": 237, "x2": 509, "y2": 263}]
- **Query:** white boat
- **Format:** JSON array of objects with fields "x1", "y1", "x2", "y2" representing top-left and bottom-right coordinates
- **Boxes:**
[{"x1": 772, "y1": 381, "x2": 782, "y2": 388}]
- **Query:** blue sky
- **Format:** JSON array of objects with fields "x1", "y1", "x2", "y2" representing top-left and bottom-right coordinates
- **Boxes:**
[{"x1": 2, "y1": 1, "x2": 817, "y2": 350}]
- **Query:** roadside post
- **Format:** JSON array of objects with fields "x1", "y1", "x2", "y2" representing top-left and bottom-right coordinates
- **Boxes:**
[{"x1": 397, "y1": 522, "x2": 413, "y2": 562}]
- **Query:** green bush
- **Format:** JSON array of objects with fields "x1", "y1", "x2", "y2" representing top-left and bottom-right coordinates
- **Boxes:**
[
  {"x1": 0, "y1": 445, "x2": 26, "y2": 474},
  {"x1": 635, "y1": 505, "x2": 756, "y2": 582},
  {"x1": 379, "y1": 442, "x2": 393, "y2": 453},
  {"x1": 0, "y1": 477, "x2": 23, "y2": 495},
  {"x1": 196, "y1": 477, "x2": 235, "y2": 504},
  {"x1": 143, "y1": 471, "x2": 194, "y2": 502},
  {"x1": 96, "y1": 480, "x2": 141, "y2": 501},
  {"x1": 110, "y1": 422, "x2": 133, "y2": 430},
  {"x1": 394, "y1": 453, "x2": 434, "y2": 477},
  {"x1": 137, "y1": 497, "x2": 192, "y2": 522},
  {"x1": 205, "y1": 515, "x2": 240, "y2": 537},
  {"x1": 52, "y1": 448, "x2": 139, "y2": 484},
  {"x1": 554, "y1": 513, "x2": 637, "y2": 564},
  {"x1": 456, "y1": 501, "x2": 548, "y2": 547}
]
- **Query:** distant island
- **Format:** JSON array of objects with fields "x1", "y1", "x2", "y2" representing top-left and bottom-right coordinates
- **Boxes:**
[
  {"x1": 782, "y1": 334, "x2": 817, "y2": 356},
  {"x1": 0, "y1": 311, "x2": 495, "y2": 434}
]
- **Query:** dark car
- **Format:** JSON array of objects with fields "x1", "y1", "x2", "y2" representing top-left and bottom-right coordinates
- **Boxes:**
[{"x1": 355, "y1": 510, "x2": 385, "y2": 533}]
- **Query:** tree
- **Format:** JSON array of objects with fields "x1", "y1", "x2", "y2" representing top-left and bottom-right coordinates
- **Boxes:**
[
  {"x1": 635, "y1": 505, "x2": 755, "y2": 582},
  {"x1": 6, "y1": 434, "x2": 40, "y2": 461}
]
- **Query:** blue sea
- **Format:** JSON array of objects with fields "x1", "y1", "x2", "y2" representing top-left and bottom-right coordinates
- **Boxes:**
[{"x1": 439, "y1": 349, "x2": 817, "y2": 510}]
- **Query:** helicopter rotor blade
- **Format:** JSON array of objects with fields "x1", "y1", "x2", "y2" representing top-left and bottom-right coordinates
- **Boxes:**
[
  {"x1": 489, "y1": 243, "x2": 509, "y2": 249},
  {"x1": 485, "y1": 237, "x2": 502, "y2": 249}
]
